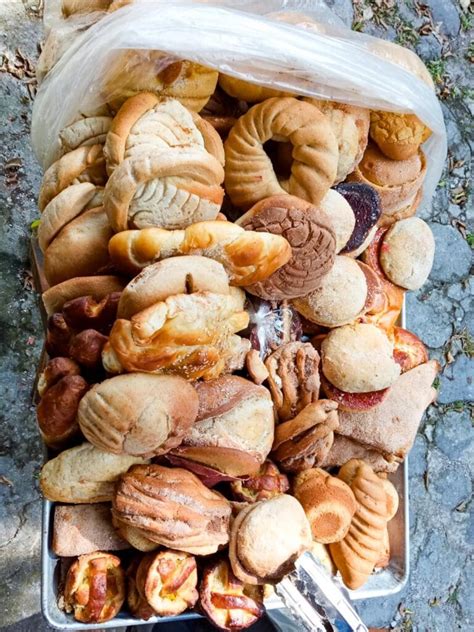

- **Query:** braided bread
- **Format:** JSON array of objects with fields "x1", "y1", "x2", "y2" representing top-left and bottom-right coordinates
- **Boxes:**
[
  {"x1": 224, "y1": 97, "x2": 338, "y2": 209},
  {"x1": 108, "y1": 221, "x2": 291, "y2": 285}
]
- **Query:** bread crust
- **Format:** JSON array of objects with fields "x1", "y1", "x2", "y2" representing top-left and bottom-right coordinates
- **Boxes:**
[{"x1": 42, "y1": 275, "x2": 126, "y2": 316}]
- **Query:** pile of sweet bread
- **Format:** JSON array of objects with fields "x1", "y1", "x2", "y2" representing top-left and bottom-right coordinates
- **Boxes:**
[{"x1": 34, "y1": 4, "x2": 440, "y2": 629}]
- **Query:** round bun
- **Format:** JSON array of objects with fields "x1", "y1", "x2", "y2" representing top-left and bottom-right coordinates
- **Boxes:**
[
  {"x1": 42, "y1": 275, "x2": 126, "y2": 316},
  {"x1": 321, "y1": 323, "x2": 401, "y2": 393},
  {"x1": 78, "y1": 373, "x2": 199, "y2": 457},
  {"x1": 380, "y1": 217, "x2": 435, "y2": 290},
  {"x1": 117, "y1": 255, "x2": 230, "y2": 318},
  {"x1": 238, "y1": 195, "x2": 336, "y2": 300},
  {"x1": 292, "y1": 256, "x2": 367, "y2": 327},
  {"x1": 319, "y1": 189, "x2": 356, "y2": 253},
  {"x1": 218, "y1": 74, "x2": 292, "y2": 102}
]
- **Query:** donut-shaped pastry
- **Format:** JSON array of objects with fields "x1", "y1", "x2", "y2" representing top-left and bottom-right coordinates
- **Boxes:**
[
  {"x1": 224, "y1": 98, "x2": 338, "y2": 209},
  {"x1": 237, "y1": 195, "x2": 336, "y2": 300}
]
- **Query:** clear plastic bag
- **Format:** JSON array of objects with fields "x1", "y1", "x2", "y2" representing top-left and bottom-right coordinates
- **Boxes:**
[{"x1": 32, "y1": 0, "x2": 446, "y2": 207}]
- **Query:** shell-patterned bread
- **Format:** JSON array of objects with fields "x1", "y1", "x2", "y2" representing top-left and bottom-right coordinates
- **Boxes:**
[
  {"x1": 38, "y1": 145, "x2": 107, "y2": 212},
  {"x1": 224, "y1": 98, "x2": 338, "y2": 209},
  {"x1": 108, "y1": 221, "x2": 292, "y2": 285},
  {"x1": 59, "y1": 116, "x2": 113, "y2": 158},
  {"x1": 104, "y1": 93, "x2": 224, "y2": 174},
  {"x1": 77, "y1": 373, "x2": 199, "y2": 457},
  {"x1": 103, "y1": 148, "x2": 224, "y2": 232},
  {"x1": 170, "y1": 376, "x2": 275, "y2": 477},
  {"x1": 130, "y1": 550, "x2": 198, "y2": 617},
  {"x1": 40, "y1": 442, "x2": 149, "y2": 503},
  {"x1": 303, "y1": 99, "x2": 370, "y2": 182},
  {"x1": 218, "y1": 74, "x2": 293, "y2": 102},
  {"x1": 63, "y1": 552, "x2": 125, "y2": 623},
  {"x1": 292, "y1": 468, "x2": 356, "y2": 543},
  {"x1": 229, "y1": 495, "x2": 312, "y2": 585},
  {"x1": 103, "y1": 287, "x2": 249, "y2": 380},
  {"x1": 329, "y1": 459, "x2": 399, "y2": 589},
  {"x1": 347, "y1": 142, "x2": 426, "y2": 225},
  {"x1": 102, "y1": 51, "x2": 218, "y2": 112},
  {"x1": 112, "y1": 464, "x2": 232, "y2": 555}
]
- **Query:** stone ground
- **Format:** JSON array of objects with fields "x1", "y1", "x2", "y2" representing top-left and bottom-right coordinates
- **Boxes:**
[{"x1": 0, "y1": 0, "x2": 472, "y2": 630}]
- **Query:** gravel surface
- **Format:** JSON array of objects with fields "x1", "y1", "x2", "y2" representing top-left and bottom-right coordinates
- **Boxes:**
[{"x1": 0, "y1": 1, "x2": 472, "y2": 630}]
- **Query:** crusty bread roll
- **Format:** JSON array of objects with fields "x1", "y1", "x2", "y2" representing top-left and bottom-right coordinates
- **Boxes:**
[
  {"x1": 44, "y1": 207, "x2": 113, "y2": 285},
  {"x1": 229, "y1": 495, "x2": 312, "y2": 585},
  {"x1": 40, "y1": 442, "x2": 149, "y2": 503},
  {"x1": 52, "y1": 504, "x2": 129, "y2": 556},
  {"x1": 108, "y1": 221, "x2": 291, "y2": 285},
  {"x1": 112, "y1": 464, "x2": 231, "y2": 555},
  {"x1": 62, "y1": 0, "x2": 111, "y2": 15},
  {"x1": 224, "y1": 98, "x2": 338, "y2": 209},
  {"x1": 370, "y1": 111, "x2": 431, "y2": 161},
  {"x1": 117, "y1": 255, "x2": 229, "y2": 319},
  {"x1": 102, "y1": 52, "x2": 218, "y2": 112},
  {"x1": 292, "y1": 256, "x2": 367, "y2": 328},
  {"x1": 218, "y1": 74, "x2": 293, "y2": 102},
  {"x1": 380, "y1": 217, "x2": 435, "y2": 290},
  {"x1": 42, "y1": 275, "x2": 126, "y2": 316},
  {"x1": 38, "y1": 145, "x2": 107, "y2": 212},
  {"x1": 170, "y1": 376, "x2": 274, "y2": 477},
  {"x1": 293, "y1": 468, "x2": 356, "y2": 543},
  {"x1": 329, "y1": 459, "x2": 396, "y2": 589},
  {"x1": 104, "y1": 288, "x2": 249, "y2": 380},
  {"x1": 319, "y1": 189, "x2": 356, "y2": 253},
  {"x1": 321, "y1": 323, "x2": 401, "y2": 393},
  {"x1": 78, "y1": 373, "x2": 199, "y2": 457},
  {"x1": 347, "y1": 143, "x2": 426, "y2": 225},
  {"x1": 303, "y1": 99, "x2": 370, "y2": 183},
  {"x1": 104, "y1": 93, "x2": 224, "y2": 175},
  {"x1": 237, "y1": 195, "x2": 336, "y2": 300}
]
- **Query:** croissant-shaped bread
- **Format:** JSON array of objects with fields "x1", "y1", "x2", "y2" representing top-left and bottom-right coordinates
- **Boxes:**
[
  {"x1": 104, "y1": 93, "x2": 224, "y2": 174},
  {"x1": 103, "y1": 288, "x2": 249, "y2": 380},
  {"x1": 112, "y1": 464, "x2": 232, "y2": 555},
  {"x1": 329, "y1": 459, "x2": 398, "y2": 589},
  {"x1": 108, "y1": 221, "x2": 291, "y2": 285},
  {"x1": 224, "y1": 97, "x2": 338, "y2": 209},
  {"x1": 104, "y1": 148, "x2": 224, "y2": 232},
  {"x1": 38, "y1": 145, "x2": 107, "y2": 211}
]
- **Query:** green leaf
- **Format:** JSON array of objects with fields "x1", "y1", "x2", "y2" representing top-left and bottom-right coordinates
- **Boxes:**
[{"x1": 30, "y1": 218, "x2": 41, "y2": 230}]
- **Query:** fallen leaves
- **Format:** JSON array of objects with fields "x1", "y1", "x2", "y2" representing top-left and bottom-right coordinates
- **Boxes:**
[{"x1": 0, "y1": 48, "x2": 37, "y2": 99}]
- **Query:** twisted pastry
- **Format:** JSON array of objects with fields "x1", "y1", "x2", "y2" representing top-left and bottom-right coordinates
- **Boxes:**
[
  {"x1": 108, "y1": 221, "x2": 291, "y2": 285},
  {"x1": 224, "y1": 97, "x2": 338, "y2": 209}
]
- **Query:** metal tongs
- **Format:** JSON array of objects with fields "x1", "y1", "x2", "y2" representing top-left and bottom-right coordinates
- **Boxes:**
[{"x1": 271, "y1": 551, "x2": 368, "y2": 632}]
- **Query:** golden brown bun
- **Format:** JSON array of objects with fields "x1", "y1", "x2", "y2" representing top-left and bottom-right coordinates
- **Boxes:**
[
  {"x1": 218, "y1": 74, "x2": 293, "y2": 102},
  {"x1": 38, "y1": 145, "x2": 107, "y2": 212},
  {"x1": 321, "y1": 323, "x2": 400, "y2": 393},
  {"x1": 237, "y1": 195, "x2": 336, "y2": 300},
  {"x1": 170, "y1": 376, "x2": 274, "y2": 477},
  {"x1": 380, "y1": 217, "x2": 435, "y2": 290},
  {"x1": 108, "y1": 221, "x2": 291, "y2": 285},
  {"x1": 104, "y1": 93, "x2": 223, "y2": 174},
  {"x1": 224, "y1": 98, "x2": 338, "y2": 209},
  {"x1": 336, "y1": 360, "x2": 440, "y2": 461},
  {"x1": 78, "y1": 373, "x2": 199, "y2": 457},
  {"x1": 229, "y1": 495, "x2": 312, "y2": 585},
  {"x1": 42, "y1": 275, "x2": 126, "y2": 316},
  {"x1": 52, "y1": 504, "x2": 129, "y2": 556},
  {"x1": 292, "y1": 256, "x2": 367, "y2": 328},
  {"x1": 329, "y1": 459, "x2": 395, "y2": 590},
  {"x1": 293, "y1": 468, "x2": 356, "y2": 543},
  {"x1": 44, "y1": 207, "x2": 113, "y2": 285},
  {"x1": 103, "y1": 148, "x2": 224, "y2": 232},
  {"x1": 104, "y1": 288, "x2": 248, "y2": 380},
  {"x1": 112, "y1": 464, "x2": 231, "y2": 555},
  {"x1": 319, "y1": 189, "x2": 356, "y2": 253},
  {"x1": 40, "y1": 442, "x2": 149, "y2": 503},
  {"x1": 370, "y1": 111, "x2": 431, "y2": 161},
  {"x1": 368, "y1": 38, "x2": 434, "y2": 88},
  {"x1": 102, "y1": 52, "x2": 218, "y2": 112},
  {"x1": 347, "y1": 143, "x2": 426, "y2": 223},
  {"x1": 62, "y1": 0, "x2": 111, "y2": 16},
  {"x1": 38, "y1": 182, "x2": 98, "y2": 252},
  {"x1": 303, "y1": 99, "x2": 370, "y2": 182},
  {"x1": 117, "y1": 255, "x2": 229, "y2": 318}
]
